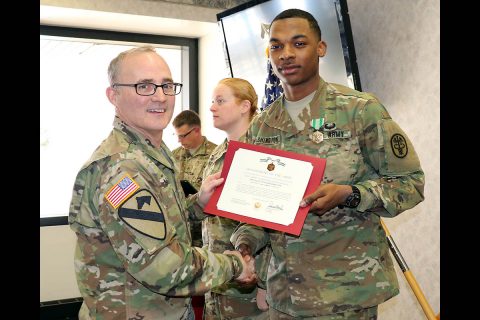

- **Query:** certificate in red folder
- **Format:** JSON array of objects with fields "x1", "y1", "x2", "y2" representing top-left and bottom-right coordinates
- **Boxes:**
[{"x1": 204, "y1": 140, "x2": 326, "y2": 236}]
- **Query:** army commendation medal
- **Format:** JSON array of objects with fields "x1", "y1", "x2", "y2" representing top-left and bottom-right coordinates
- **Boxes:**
[
  {"x1": 309, "y1": 118, "x2": 324, "y2": 144},
  {"x1": 310, "y1": 131, "x2": 323, "y2": 143}
]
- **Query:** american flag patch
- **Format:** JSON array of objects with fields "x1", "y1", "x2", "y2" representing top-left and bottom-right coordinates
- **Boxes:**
[{"x1": 105, "y1": 174, "x2": 140, "y2": 209}]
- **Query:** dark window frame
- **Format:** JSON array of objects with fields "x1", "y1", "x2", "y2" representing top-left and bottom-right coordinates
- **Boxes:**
[{"x1": 40, "y1": 25, "x2": 198, "y2": 227}]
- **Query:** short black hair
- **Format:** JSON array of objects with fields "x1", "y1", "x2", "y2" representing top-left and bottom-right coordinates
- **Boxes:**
[
  {"x1": 271, "y1": 8, "x2": 322, "y2": 40},
  {"x1": 172, "y1": 109, "x2": 201, "y2": 128}
]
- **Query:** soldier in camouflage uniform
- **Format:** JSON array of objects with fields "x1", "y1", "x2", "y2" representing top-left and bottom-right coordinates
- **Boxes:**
[
  {"x1": 231, "y1": 9, "x2": 425, "y2": 319},
  {"x1": 201, "y1": 78, "x2": 271, "y2": 320},
  {"x1": 68, "y1": 46, "x2": 256, "y2": 320},
  {"x1": 172, "y1": 110, "x2": 217, "y2": 247},
  {"x1": 172, "y1": 110, "x2": 217, "y2": 191}
]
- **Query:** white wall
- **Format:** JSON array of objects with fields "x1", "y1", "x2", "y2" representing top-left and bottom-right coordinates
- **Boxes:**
[
  {"x1": 40, "y1": 226, "x2": 80, "y2": 300},
  {"x1": 198, "y1": 25, "x2": 229, "y2": 145},
  {"x1": 346, "y1": 0, "x2": 440, "y2": 319}
]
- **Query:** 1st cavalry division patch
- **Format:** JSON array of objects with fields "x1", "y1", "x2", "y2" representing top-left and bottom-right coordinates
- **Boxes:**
[{"x1": 118, "y1": 189, "x2": 166, "y2": 240}]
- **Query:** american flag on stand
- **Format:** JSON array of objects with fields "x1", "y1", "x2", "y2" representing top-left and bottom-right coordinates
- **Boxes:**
[{"x1": 261, "y1": 59, "x2": 283, "y2": 111}]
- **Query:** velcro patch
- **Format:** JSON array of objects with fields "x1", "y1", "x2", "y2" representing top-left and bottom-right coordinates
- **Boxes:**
[
  {"x1": 379, "y1": 119, "x2": 421, "y2": 175},
  {"x1": 323, "y1": 130, "x2": 352, "y2": 139},
  {"x1": 118, "y1": 189, "x2": 166, "y2": 240},
  {"x1": 253, "y1": 135, "x2": 280, "y2": 144},
  {"x1": 390, "y1": 133, "x2": 408, "y2": 158},
  {"x1": 105, "y1": 174, "x2": 140, "y2": 209}
]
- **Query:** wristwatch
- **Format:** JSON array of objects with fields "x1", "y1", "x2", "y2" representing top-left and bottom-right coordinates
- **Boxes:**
[{"x1": 340, "y1": 185, "x2": 361, "y2": 208}]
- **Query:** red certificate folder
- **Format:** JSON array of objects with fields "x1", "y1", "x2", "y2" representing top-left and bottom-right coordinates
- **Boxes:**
[{"x1": 204, "y1": 140, "x2": 326, "y2": 236}]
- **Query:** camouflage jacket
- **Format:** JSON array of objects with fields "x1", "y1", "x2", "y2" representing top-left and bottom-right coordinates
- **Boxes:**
[
  {"x1": 231, "y1": 77, "x2": 425, "y2": 317},
  {"x1": 172, "y1": 137, "x2": 217, "y2": 190},
  {"x1": 69, "y1": 117, "x2": 243, "y2": 320},
  {"x1": 202, "y1": 139, "x2": 272, "y2": 298}
]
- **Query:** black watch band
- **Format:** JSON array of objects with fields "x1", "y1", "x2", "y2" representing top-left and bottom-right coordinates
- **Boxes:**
[{"x1": 340, "y1": 185, "x2": 361, "y2": 208}]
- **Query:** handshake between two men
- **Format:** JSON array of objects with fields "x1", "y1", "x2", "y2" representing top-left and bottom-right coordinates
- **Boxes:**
[
  {"x1": 226, "y1": 244, "x2": 270, "y2": 312},
  {"x1": 224, "y1": 245, "x2": 257, "y2": 284},
  {"x1": 197, "y1": 172, "x2": 257, "y2": 285}
]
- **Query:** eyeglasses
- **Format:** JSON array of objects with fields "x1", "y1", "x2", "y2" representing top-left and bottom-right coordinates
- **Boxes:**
[
  {"x1": 112, "y1": 82, "x2": 183, "y2": 96},
  {"x1": 177, "y1": 127, "x2": 195, "y2": 139}
]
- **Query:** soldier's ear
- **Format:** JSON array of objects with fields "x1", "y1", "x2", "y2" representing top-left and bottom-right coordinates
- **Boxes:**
[
  {"x1": 106, "y1": 86, "x2": 117, "y2": 105},
  {"x1": 240, "y1": 100, "x2": 251, "y2": 115},
  {"x1": 317, "y1": 40, "x2": 327, "y2": 57}
]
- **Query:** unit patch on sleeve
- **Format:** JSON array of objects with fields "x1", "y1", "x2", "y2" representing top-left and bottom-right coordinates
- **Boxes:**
[
  {"x1": 390, "y1": 133, "x2": 408, "y2": 158},
  {"x1": 105, "y1": 174, "x2": 140, "y2": 209},
  {"x1": 118, "y1": 189, "x2": 166, "y2": 240}
]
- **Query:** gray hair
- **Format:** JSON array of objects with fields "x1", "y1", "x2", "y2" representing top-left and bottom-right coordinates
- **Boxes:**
[{"x1": 107, "y1": 45, "x2": 158, "y2": 85}]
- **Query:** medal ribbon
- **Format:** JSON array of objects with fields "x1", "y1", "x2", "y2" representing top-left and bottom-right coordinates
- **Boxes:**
[{"x1": 311, "y1": 118, "x2": 324, "y2": 130}]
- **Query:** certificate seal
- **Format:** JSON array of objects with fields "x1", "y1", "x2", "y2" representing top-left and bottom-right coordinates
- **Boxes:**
[
  {"x1": 267, "y1": 163, "x2": 275, "y2": 171},
  {"x1": 254, "y1": 202, "x2": 262, "y2": 208}
]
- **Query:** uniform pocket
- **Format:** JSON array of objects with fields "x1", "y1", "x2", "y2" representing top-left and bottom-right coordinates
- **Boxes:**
[{"x1": 322, "y1": 136, "x2": 362, "y2": 184}]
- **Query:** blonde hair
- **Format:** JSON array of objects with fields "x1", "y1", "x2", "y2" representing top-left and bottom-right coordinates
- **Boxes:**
[{"x1": 218, "y1": 78, "x2": 258, "y2": 121}]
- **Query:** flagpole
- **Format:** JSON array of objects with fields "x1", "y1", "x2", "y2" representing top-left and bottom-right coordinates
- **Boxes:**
[{"x1": 380, "y1": 219, "x2": 439, "y2": 320}]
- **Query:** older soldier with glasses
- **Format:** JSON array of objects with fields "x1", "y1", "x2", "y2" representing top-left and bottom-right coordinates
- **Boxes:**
[{"x1": 69, "y1": 45, "x2": 256, "y2": 320}]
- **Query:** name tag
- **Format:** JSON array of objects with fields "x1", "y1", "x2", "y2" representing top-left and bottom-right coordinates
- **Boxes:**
[
  {"x1": 254, "y1": 136, "x2": 280, "y2": 144},
  {"x1": 323, "y1": 130, "x2": 352, "y2": 139}
]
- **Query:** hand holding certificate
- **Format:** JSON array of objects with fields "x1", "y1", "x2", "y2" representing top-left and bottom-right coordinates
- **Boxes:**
[{"x1": 204, "y1": 141, "x2": 326, "y2": 236}]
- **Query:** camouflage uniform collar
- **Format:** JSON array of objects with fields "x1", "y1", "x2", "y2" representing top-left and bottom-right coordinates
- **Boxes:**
[
  {"x1": 177, "y1": 136, "x2": 213, "y2": 158},
  {"x1": 206, "y1": 138, "x2": 228, "y2": 172},
  {"x1": 263, "y1": 77, "x2": 327, "y2": 135},
  {"x1": 308, "y1": 77, "x2": 328, "y2": 120},
  {"x1": 261, "y1": 97, "x2": 297, "y2": 135},
  {"x1": 218, "y1": 138, "x2": 229, "y2": 154},
  {"x1": 112, "y1": 116, "x2": 156, "y2": 147},
  {"x1": 112, "y1": 116, "x2": 175, "y2": 170},
  {"x1": 191, "y1": 136, "x2": 212, "y2": 156},
  {"x1": 210, "y1": 138, "x2": 228, "y2": 158}
]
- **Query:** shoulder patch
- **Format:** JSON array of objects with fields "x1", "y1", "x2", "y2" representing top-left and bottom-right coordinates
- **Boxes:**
[
  {"x1": 105, "y1": 174, "x2": 140, "y2": 209},
  {"x1": 390, "y1": 133, "x2": 408, "y2": 158},
  {"x1": 118, "y1": 189, "x2": 166, "y2": 240}
]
